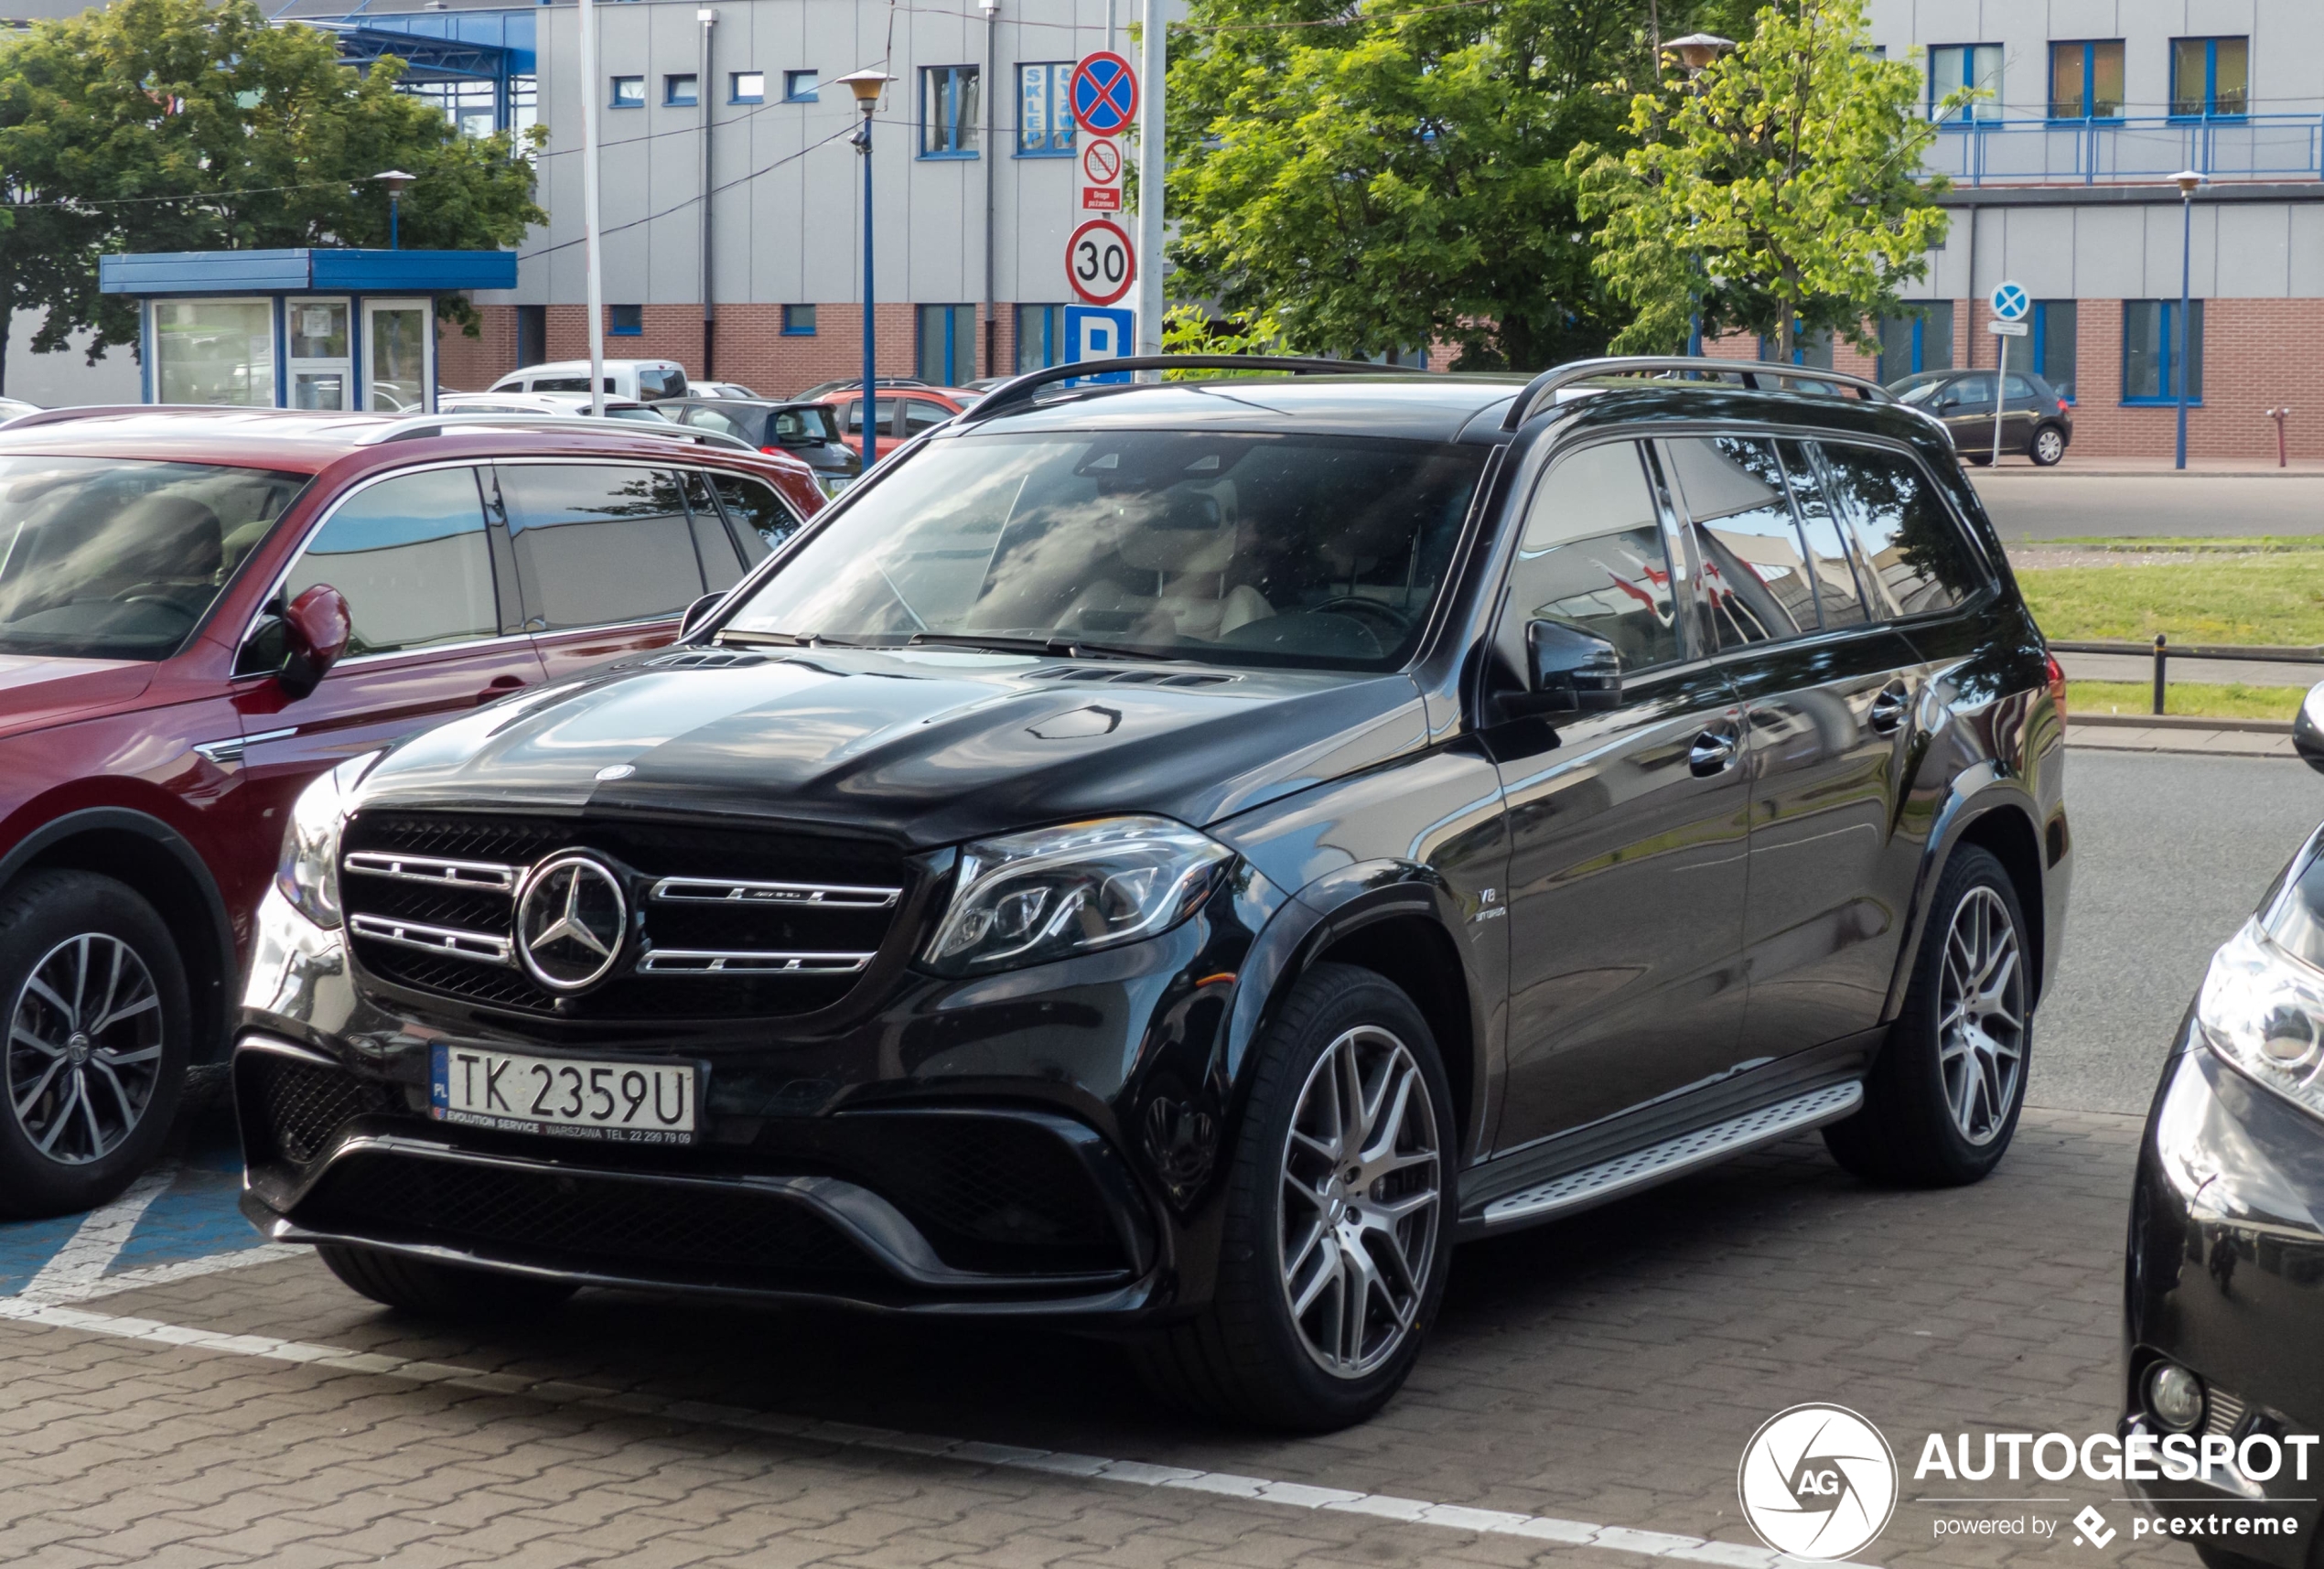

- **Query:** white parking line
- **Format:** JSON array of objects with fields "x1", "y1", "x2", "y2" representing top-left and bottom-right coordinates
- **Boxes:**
[
  {"x1": 0, "y1": 1292, "x2": 1866, "y2": 1569},
  {"x1": 18, "y1": 1164, "x2": 179, "y2": 1303}
]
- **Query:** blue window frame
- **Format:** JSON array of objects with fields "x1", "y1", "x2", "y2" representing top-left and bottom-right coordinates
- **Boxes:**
[
  {"x1": 781, "y1": 304, "x2": 816, "y2": 337},
  {"x1": 665, "y1": 74, "x2": 698, "y2": 107},
  {"x1": 1927, "y1": 43, "x2": 2002, "y2": 124},
  {"x1": 1017, "y1": 63, "x2": 1075, "y2": 156},
  {"x1": 730, "y1": 71, "x2": 766, "y2": 104},
  {"x1": 784, "y1": 70, "x2": 819, "y2": 102},
  {"x1": 918, "y1": 304, "x2": 975, "y2": 384},
  {"x1": 2048, "y1": 41, "x2": 2123, "y2": 122},
  {"x1": 1016, "y1": 304, "x2": 1065, "y2": 371},
  {"x1": 2123, "y1": 299, "x2": 2202, "y2": 404},
  {"x1": 608, "y1": 304, "x2": 642, "y2": 337},
  {"x1": 920, "y1": 66, "x2": 981, "y2": 158},
  {"x1": 1876, "y1": 304, "x2": 1953, "y2": 382},
  {"x1": 2171, "y1": 38, "x2": 2249, "y2": 120},
  {"x1": 610, "y1": 75, "x2": 645, "y2": 109},
  {"x1": 2031, "y1": 301, "x2": 2077, "y2": 403}
]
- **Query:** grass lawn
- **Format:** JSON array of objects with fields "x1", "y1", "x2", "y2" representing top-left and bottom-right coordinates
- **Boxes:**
[
  {"x1": 2069, "y1": 680, "x2": 2302, "y2": 723},
  {"x1": 2016, "y1": 554, "x2": 2324, "y2": 645}
]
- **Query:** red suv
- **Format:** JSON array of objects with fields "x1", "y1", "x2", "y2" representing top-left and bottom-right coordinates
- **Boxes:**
[{"x1": 0, "y1": 408, "x2": 823, "y2": 1215}]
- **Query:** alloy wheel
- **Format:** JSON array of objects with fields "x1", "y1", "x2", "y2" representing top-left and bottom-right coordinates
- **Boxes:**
[
  {"x1": 1277, "y1": 1025, "x2": 1441, "y2": 1379},
  {"x1": 5, "y1": 934, "x2": 166, "y2": 1166},
  {"x1": 1937, "y1": 887, "x2": 2025, "y2": 1145}
]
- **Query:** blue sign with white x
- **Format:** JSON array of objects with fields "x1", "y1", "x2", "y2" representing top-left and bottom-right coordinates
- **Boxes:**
[
  {"x1": 1988, "y1": 281, "x2": 2030, "y2": 322},
  {"x1": 1070, "y1": 52, "x2": 1138, "y2": 137}
]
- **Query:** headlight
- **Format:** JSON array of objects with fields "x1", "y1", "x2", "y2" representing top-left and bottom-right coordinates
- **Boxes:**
[
  {"x1": 2195, "y1": 919, "x2": 2324, "y2": 1123},
  {"x1": 274, "y1": 751, "x2": 382, "y2": 930},
  {"x1": 922, "y1": 816, "x2": 1232, "y2": 975}
]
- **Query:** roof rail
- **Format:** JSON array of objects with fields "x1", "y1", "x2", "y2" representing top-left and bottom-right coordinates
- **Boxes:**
[
  {"x1": 1500, "y1": 356, "x2": 1894, "y2": 434},
  {"x1": 0, "y1": 404, "x2": 209, "y2": 431},
  {"x1": 959, "y1": 353, "x2": 1426, "y2": 426},
  {"x1": 353, "y1": 413, "x2": 757, "y2": 451}
]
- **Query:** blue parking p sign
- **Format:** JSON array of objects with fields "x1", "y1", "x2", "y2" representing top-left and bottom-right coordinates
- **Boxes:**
[{"x1": 1063, "y1": 306, "x2": 1134, "y2": 384}]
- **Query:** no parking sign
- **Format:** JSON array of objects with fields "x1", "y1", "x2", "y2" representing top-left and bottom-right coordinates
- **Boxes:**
[{"x1": 1070, "y1": 52, "x2": 1137, "y2": 137}]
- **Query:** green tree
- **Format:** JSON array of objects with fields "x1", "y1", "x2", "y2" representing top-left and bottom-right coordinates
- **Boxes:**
[
  {"x1": 0, "y1": 0, "x2": 544, "y2": 393},
  {"x1": 1162, "y1": 0, "x2": 1753, "y2": 371},
  {"x1": 1572, "y1": 0, "x2": 1961, "y2": 359}
]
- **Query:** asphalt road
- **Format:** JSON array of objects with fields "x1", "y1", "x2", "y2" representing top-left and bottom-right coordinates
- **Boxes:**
[
  {"x1": 2032, "y1": 746, "x2": 2324, "y2": 1113},
  {"x1": 1973, "y1": 472, "x2": 2324, "y2": 539}
]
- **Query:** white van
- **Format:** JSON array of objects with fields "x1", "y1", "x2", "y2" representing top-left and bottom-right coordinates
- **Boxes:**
[{"x1": 489, "y1": 359, "x2": 689, "y2": 402}]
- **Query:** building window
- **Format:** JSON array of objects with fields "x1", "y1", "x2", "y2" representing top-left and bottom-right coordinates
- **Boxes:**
[
  {"x1": 608, "y1": 304, "x2": 643, "y2": 337},
  {"x1": 730, "y1": 71, "x2": 765, "y2": 104},
  {"x1": 918, "y1": 304, "x2": 976, "y2": 385},
  {"x1": 2123, "y1": 300, "x2": 2203, "y2": 403},
  {"x1": 1017, "y1": 62, "x2": 1075, "y2": 156},
  {"x1": 1927, "y1": 43, "x2": 2002, "y2": 124},
  {"x1": 781, "y1": 304, "x2": 816, "y2": 336},
  {"x1": 1016, "y1": 304, "x2": 1065, "y2": 370},
  {"x1": 665, "y1": 74, "x2": 698, "y2": 107},
  {"x1": 784, "y1": 70, "x2": 818, "y2": 102},
  {"x1": 610, "y1": 75, "x2": 645, "y2": 109},
  {"x1": 2048, "y1": 41, "x2": 2123, "y2": 121},
  {"x1": 516, "y1": 304, "x2": 546, "y2": 368},
  {"x1": 1758, "y1": 328, "x2": 1834, "y2": 370},
  {"x1": 2032, "y1": 301, "x2": 2077, "y2": 403},
  {"x1": 1876, "y1": 303, "x2": 1954, "y2": 382},
  {"x1": 2171, "y1": 38, "x2": 2249, "y2": 119},
  {"x1": 921, "y1": 65, "x2": 981, "y2": 157}
]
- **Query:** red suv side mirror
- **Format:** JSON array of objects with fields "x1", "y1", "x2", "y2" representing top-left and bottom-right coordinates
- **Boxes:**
[{"x1": 279, "y1": 584, "x2": 352, "y2": 700}]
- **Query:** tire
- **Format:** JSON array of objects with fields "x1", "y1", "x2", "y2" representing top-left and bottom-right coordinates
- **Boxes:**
[
  {"x1": 1824, "y1": 845, "x2": 2030, "y2": 1187},
  {"x1": 1130, "y1": 962, "x2": 1456, "y2": 1431},
  {"x1": 2029, "y1": 424, "x2": 2067, "y2": 467},
  {"x1": 0, "y1": 871, "x2": 189, "y2": 1219},
  {"x1": 317, "y1": 1242, "x2": 578, "y2": 1319}
]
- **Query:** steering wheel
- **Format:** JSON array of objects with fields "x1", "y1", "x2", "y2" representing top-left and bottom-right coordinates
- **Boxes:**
[{"x1": 1311, "y1": 596, "x2": 1413, "y2": 640}]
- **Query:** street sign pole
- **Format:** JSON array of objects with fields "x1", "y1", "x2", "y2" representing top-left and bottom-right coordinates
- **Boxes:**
[
  {"x1": 1991, "y1": 330, "x2": 2008, "y2": 467},
  {"x1": 1135, "y1": 0, "x2": 1164, "y2": 360},
  {"x1": 577, "y1": 0, "x2": 606, "y2": 417},
  {"x1": 1985, "y1": 281, "x2": 2030, "y2": 468}
]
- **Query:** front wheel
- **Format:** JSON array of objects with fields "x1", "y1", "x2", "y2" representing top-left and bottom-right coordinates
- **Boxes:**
[
  {"x1": 2030, "y1": 424, "x2": 2067, "y2": 467},
  {"x1": 1824, "y1": 844, "x2": 2030, "y2": 1187},
  {"x1": 1131, "y1": 963, "x2": 1455, "y2": 1430}
]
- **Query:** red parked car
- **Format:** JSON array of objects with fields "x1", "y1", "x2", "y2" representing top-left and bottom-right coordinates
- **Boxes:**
[
  {"x1": 0, "y1": 407, "x2": 823, "y2": 1215},
  {"x1": 814, "y1": 386, "x2": 974, "y2": 446}
]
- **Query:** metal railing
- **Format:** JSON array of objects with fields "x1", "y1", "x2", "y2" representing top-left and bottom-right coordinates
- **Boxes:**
[
  {"x1": 1921, "y1": 113, "x2": 2324, "y2": 186},
  {"x1": 2051, "y1": 636, "x2": 2324, "y2": 716}
]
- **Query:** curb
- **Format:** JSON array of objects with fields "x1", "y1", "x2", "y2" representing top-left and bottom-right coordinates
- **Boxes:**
[{"x1": 2072, "y1": 713, "x2": 2293, "y2": 736}]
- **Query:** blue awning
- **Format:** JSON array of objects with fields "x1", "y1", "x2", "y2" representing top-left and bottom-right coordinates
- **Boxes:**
[{"x1": 100, "y1": 248, "x2": 519, "y2": 296}]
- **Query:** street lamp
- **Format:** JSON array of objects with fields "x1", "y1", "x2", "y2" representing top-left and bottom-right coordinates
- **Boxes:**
[
  {"x1": 834, "y1": 69, "x2": 893, "y2": 467},
  {"x1": 372, "y1": 170, "x2": 415, "y2": 250},
  {"x1": 1662, "y1": 33, "x2": 1734, "y2": 73},
  {"x1": 2173, "y1": 168, "x2": 2205, "y2": 471}
]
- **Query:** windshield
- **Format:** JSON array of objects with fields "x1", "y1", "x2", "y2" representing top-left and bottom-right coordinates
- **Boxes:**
[
  {"x1": 1897, "y1": 379, "x2": 1949, "y2": 406},
  {"x1": 720, "y1": 430, "x2": 1488, "y2": 671},
  {"x1": 0, "y1": 457, "x2": 307, "y2": 661}
]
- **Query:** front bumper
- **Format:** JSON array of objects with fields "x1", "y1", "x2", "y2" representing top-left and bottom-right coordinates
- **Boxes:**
[
  {"x1": 235, "y1": 860, "x2": 1282, "y2": 1320},
  {"x1": 2123, "y1": 1027, "x2": 2324, "y2": 1567}
]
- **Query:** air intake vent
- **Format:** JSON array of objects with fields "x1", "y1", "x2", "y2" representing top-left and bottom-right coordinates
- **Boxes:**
[
  {"x1": 1024, "y1": 666, "x2": 1236, "y2": 688},
  {"x1": 650, "y1": 649, "x2": 769, "y2": 669}
]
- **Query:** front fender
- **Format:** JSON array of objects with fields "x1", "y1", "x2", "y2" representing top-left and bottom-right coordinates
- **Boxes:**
[{"x1": 1879, "y1": 760, "x2": 2059, "y2": 1023}]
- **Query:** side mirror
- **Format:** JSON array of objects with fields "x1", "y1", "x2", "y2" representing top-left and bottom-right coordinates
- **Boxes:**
[
  {"x1": 679, "y1": 591, "x2": 725, "y2": 639},
  {"x1": 277, "y1": 584, "x2": 351, "y2": 701},
  {"x1": 2296, "y1": 682, "x2": 2324, "y2": 775},
  {"x1": 1525, "y1": 620, "x2": 1623, "y2": 715}
]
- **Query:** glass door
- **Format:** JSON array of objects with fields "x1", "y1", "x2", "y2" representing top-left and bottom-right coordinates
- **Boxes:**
[
  {"x1": 287, "y1": 298, "x2": 350, "y2": 409},
  {"x1": 364, "y1": 299, "x2": 433, "y2": 414}
]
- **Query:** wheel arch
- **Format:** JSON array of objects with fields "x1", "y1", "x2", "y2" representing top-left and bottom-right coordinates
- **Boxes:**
[
  {"x1": 0, "y1": 809, "x2": 238, "y2": 1064},
  {"x1": 1884, "y1": 768, "x2": 2050, "y2": 1021}
]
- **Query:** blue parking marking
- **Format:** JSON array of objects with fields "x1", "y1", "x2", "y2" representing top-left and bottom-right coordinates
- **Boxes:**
[
  {"x1": 0, "y1": 1212, "x2": 92, "y2": 1297},
  {"x1": 0, "y1": 1123, "x2": 268, "y2": 1298}
]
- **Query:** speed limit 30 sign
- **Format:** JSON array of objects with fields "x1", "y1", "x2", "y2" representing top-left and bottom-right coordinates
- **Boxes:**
[{"x1": 1066, "y1": 218, "x2": 1135, "y2": 306}]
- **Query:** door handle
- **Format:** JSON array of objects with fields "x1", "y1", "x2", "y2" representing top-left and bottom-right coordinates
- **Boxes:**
[
  {"x1": 1870, "y1": 681, "x2": 1911, "y2": 735},
  {"x1": 1689, "y1": 729, "x2": 1738, "y2": 778},
  {"x1": 477, "y1": 675, "x2": 528, "y2": 706}
]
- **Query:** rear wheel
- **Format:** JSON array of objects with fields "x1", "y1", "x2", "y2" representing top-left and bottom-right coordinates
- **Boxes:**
[
  {"x1": 2030, "y1": 424, "x2": 2067, "y2": 467},
  {"x1": 317, "y1": 1242, "x2": 578, "y2": 1319},
  {"x1": 1131, "y1": 963, "x2": 1454, "y2": 1431},
  {"x1": 1824, "y1": 845, "x2": 2029, "y2": 1187}
]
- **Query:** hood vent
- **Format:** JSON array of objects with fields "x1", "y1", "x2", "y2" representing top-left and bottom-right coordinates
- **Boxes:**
[
  {"x1": 651, "y1": 649, "x2": 770, "y2": 670},
  {"x1": 1025, "y1": 666, "x2": 1235, "y2": 689}
]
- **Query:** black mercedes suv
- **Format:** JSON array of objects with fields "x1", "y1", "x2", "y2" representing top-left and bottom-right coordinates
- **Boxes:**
[{"x1": 234, "y1": 355, "x2": 2072, "y2": 1431}]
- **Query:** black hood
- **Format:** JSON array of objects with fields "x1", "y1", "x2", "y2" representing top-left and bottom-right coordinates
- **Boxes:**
[{"x1": 354, "y1": 648, "x2": 1427, "y2": 848}]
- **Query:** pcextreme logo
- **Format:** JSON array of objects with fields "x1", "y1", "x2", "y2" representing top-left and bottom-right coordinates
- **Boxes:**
[{"x1": 1738, "y1": 1404, "x2": 1900, "y2": 1561}]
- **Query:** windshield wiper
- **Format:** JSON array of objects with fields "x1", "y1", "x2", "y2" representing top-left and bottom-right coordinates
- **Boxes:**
[
  {"x1": 715, "y1": 630, "x2": 872, "y2": 650},
  {"x1": 906, "y1": 632, "x2": 1172, "y2": 661}
]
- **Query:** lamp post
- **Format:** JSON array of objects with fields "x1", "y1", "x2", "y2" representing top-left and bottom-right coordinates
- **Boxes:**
[
  {"x1": 2173, "y1": 168, "x2": 2204, "y2": 471},
  {"x1": 1661, "y1": 36, "x2": 1731, "y2": 358},
  {"x1": 579, "y1": 0, "x2": 607, "y2": 416},
  {"x1": 372, "y1": 170, "x2": 415, "y2": 250},
  {"x1": 834, "y1": 69, "x2": 893, "y2": 467}
]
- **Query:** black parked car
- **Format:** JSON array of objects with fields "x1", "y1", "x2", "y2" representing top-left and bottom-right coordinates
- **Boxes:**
[
  {"x1": 235, "y1": 355, "x2": 2071, "y2": 1430},
  {"x1": 660, "y1": 398, "x2": 861, "y2": 499},
  {"x1": 2122, "y1": 685, "x2": 2324, "y2": 1569},
  {"x1": 1888, "y1": 368, "x2": 2073, "y2": 467}
]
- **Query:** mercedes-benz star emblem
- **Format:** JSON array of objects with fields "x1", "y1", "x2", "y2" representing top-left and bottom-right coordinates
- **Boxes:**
[{"x1": 514, "y1": 854, "x2": 629, "y2": 991}]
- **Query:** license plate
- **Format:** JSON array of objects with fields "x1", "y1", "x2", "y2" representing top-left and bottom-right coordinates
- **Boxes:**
[{"x1": 429, "y1": 1044, "x2": 702, "y2": 1145}]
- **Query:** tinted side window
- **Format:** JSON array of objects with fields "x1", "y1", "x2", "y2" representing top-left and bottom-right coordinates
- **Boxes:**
[
  {"x1": 710, "y1": 472, "x2": 800, "y2": 561},
  {"x1": 903, "y1": 399, "x2": 952, "y2": 435},
  {"x1": 286, "y1": 467, "x2": 500, "y2": 656},
  {"x1": 1816, "y1": 445, "x2": 1984, "y2": 618},
  {"x1": 1663, "y1": 436, "x2": 1818, "y2": 647},
  {"x1": 1950, "y1": 373, "x2": 1996, "y2": 411},
  {"x1": 498, "y1": 465, "x2": 706, "y2": 630},
  {"x1": 2003, "y1": 373, "x2": 2039, "y2": 402},
  {"x1": 682, "y1": 406, "x2": 752, "y2": 442},
  {"x1": 1776, "y1": 441, "x2": 1870, "y2": 629},
  {"x1": 683, "y1": 471, "x2": 745, "y2": 591},
  {"x1": 638, "y1": 367, "x2": 685, "y2": 401},
  {"x1": 1503, "y1": 441, "x2": 1679, "y2": 676}
]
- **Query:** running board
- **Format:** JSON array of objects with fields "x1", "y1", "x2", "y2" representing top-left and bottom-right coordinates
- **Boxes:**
[{"x1": 1472, "y1": 1081, "x2": 1865, "y2": 1230}]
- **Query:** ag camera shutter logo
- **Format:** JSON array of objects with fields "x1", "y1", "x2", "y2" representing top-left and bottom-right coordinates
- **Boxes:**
[{"x1": 1738, "y1": 1404, "x2": 1899, "y2": 1560}]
